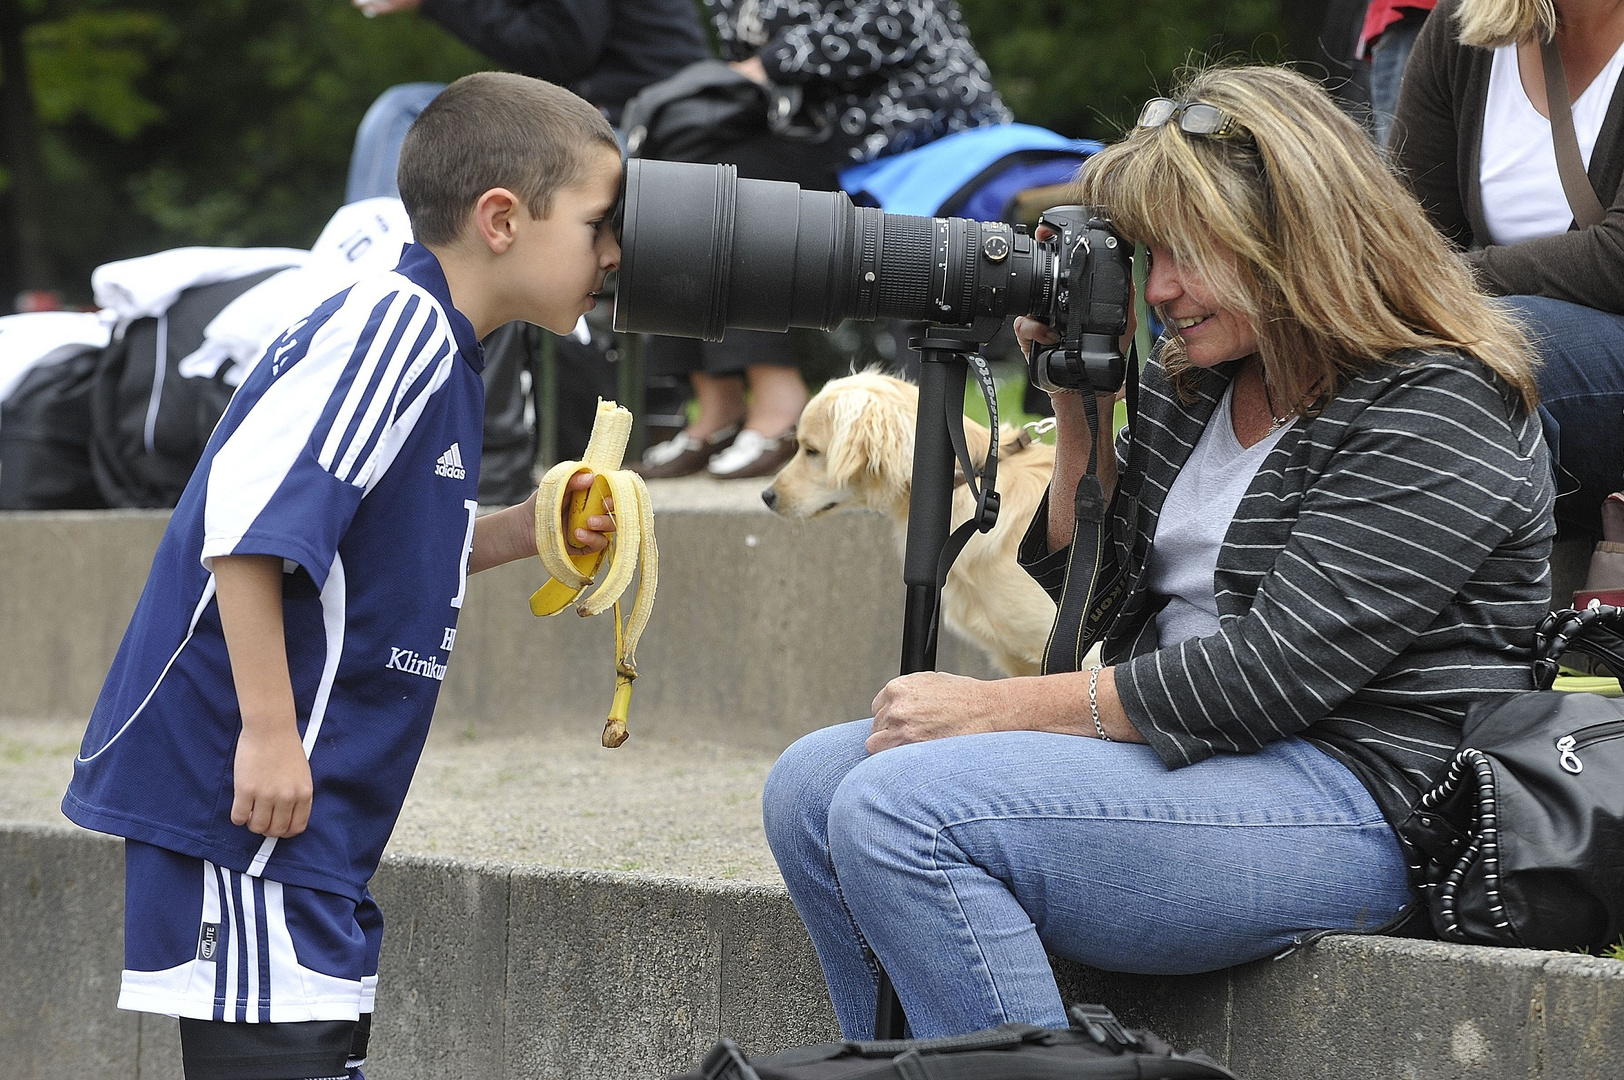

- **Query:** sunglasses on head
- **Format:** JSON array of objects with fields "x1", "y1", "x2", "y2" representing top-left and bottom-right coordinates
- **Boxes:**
[{"x1": 1137, "y1": 98, "x2": 1248, "y2": 140}]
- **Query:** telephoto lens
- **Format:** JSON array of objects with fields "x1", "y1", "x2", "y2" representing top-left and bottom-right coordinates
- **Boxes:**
[{"x1": 612, "y1": 159, "x2": 1059, "y2": 341}]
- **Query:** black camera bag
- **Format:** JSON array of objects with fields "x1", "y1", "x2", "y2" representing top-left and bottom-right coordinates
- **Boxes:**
[
  {"x1": 1401, "y1": 605, "x2": 1624, "y2": 949},
  {"x1": 0, "y1": 344, "x2": 106, "y2": 510},
  {"x1": 89, "y1": 267, "x2": 286, "y2": 508},
  {"x1": 672, "y1": 1006, "x2": 1235, "y2": 1080},
  {"x1": 622, "y1": 60, "x2": 769, "y2": 161}
]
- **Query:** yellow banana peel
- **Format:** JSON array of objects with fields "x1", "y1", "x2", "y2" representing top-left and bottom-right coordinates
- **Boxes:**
[{"x1": 531, "y1": 399, "x2": 658, "y2": 747}]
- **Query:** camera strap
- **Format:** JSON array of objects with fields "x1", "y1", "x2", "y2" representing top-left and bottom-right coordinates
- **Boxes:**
[
  {"x1": 1041, "y1": 244, "x2": 1151, "y2": 674},
  {"x1": 924, "y1": 351, "x2": 1004, "y2": 657}
]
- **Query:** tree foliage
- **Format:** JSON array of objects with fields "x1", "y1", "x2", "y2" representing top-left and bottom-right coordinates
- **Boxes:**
[
  {"x1": 2, "y1": 0, "x2": 1307, "y2": 304},
  {"x1": 2, "y1": 0, "x2": 487, "y2": 300},
  {"x1": 958, "y1": 0, "x2": 1289, "y2": 139}
]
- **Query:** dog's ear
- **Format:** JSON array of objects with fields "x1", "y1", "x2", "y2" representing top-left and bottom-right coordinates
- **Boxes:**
[{"x1": 824, "y1": 384, "x2": 913, "y2": 507}]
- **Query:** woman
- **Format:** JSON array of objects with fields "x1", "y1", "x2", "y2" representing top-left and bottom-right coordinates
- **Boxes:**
[
  {"x1": 637, "y1": 0, "x2": 1011, "y2": 479},
  {"x1": 763, "y1": 65, "x2": 1555, "y2": 1039},
  {"x1": 1392, "y1": 0, "x2": 1624, "y2": 539}
]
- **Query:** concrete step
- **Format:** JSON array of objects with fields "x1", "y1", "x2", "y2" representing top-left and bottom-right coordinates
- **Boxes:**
[
  {"x1": 4, "y1": 823, "x2": 1620, "y2": 1080},
  {"x1": 2, "y1": 482, "x2": 1614, "y2": 1080},
  {"x1": 1, "y1": 717, "x2": 783, "y2": 882},
  {"x1": 0, "y1": 478, "x2": 1000, "y2": 754}
]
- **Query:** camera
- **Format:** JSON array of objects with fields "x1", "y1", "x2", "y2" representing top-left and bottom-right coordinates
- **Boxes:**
[{"x1": 611, "y1": 159, "x2": 1133, "y2": 392}]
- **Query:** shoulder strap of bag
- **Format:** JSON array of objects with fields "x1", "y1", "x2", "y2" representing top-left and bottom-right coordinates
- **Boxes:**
[
  {"x1": 1539, "y1": 35, "x2": 1608, "y2": 229},
  {"x1": 1532, "y1": 604, "x2": 1624, "y2": 687}
]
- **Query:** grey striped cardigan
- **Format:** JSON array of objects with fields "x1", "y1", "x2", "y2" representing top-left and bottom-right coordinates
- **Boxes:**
[{"x1": 1019, "y1": 347, "x2": 1556, "y2": 830}]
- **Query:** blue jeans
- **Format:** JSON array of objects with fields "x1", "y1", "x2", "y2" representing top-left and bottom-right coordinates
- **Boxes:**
[
  {"x1": 1368, "y1": 9, "x2": 1428, "y2": 148},
  {"x1": 1509, "y1": 295, "x2": 1624, "y2": 538},
  {"x1": 345, "y1": 82, "x2": 446, "y2": 204},
  {"x1": 763, "y1": 720, "x2": 1412, "y2": 1039}
]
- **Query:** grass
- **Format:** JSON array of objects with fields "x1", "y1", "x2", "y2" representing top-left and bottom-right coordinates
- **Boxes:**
[
  {"x1": 1572, "y1": 937, "x2": 1624, "y2": 960},
  {"x1": 960, "y1": 360, "x2": 1129, "y2": 439}
]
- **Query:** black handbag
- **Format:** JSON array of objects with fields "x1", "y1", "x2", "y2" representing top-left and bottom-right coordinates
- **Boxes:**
[
  {"x1": 1402, "y1": 605, "x2": 1624, "y2": 950},
  {"x1": 621, "y1": 60, "x2": 770, "y2": 162},
  {"x1": 672, "y1": 1005, "x2": 1236, "y2": 1079}
]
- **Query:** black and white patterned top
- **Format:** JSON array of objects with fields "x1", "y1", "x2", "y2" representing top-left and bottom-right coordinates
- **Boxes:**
[
  {"x1": 1020, "y1": 347, "x2": 1556, "y2": 834},
  {"x1": 706, "y1": 0, "x2": 1013, "y2": 162}
]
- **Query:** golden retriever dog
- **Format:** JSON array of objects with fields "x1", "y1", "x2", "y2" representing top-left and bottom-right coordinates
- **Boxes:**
[{"x1": 763, "y1": 371, "x2": 1057, "y2": 677}]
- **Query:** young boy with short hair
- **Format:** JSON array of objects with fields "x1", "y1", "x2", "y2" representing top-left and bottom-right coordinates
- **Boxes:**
[{"x1": 63, "y1": 72, "x2": 623, "y2": 1079}]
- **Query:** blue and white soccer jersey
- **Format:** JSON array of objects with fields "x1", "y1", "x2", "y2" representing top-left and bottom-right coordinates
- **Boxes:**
[
  {"x1": 64, "y1": 243, "x2": 485, "y2": 1019},
  {"x1": 122, "y1": 840, "x2": 383, "y2": 1029}
]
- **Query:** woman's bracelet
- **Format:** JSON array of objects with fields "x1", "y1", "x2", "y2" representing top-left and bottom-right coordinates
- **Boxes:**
[{"x1": 1088, "y1": 666, "x2": 1111, "y2": 741}]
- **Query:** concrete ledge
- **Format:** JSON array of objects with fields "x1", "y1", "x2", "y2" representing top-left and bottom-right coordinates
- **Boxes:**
[
  {"x1": 0, "y1": 499, "x2": 997, "y2": 752},
  {"x1": 4, "y1": 823, "x2": 1620, "y2": 1080}
]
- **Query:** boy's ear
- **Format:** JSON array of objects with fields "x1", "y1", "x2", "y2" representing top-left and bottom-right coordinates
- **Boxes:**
[{"x1": 470, "y1": 187, "x2": 523, "y2": 254}]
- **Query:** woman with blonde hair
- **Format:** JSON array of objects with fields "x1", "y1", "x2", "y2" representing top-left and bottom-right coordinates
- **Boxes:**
[
  {"x1": 761, "y1": 64, "x2": 1555, "y2": 1039},
  {"x1": 1393, "y1": 0, "x2": 1624, "y2": 541}
]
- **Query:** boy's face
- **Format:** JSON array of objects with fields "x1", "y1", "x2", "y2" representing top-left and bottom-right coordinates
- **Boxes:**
[{"x1": 510, "y1": 147, "x2": 623, "y2": 335}]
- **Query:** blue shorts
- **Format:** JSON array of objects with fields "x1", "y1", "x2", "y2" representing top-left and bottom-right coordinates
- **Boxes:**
[{"x1": 120, "y1": 840, "x2": 383, "y2": 1025}]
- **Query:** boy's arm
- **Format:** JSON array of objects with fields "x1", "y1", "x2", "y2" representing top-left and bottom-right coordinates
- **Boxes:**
[
  {"x1": 214, "y1": 554, "x2": 312, "y2": 839},
  {"x1": 469, "y1": 470, "x2": 612, "y2": 574}
]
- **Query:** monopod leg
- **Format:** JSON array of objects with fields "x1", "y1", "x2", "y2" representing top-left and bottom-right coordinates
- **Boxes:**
[{"x1": 877, "y1": 342, "x2": 969, "y2": 1039}]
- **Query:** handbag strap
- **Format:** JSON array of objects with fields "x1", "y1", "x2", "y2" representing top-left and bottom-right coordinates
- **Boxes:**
[
  {"x1": 1532, "y1": 604, "x2": 1624, "y2": 687},
  {"x1": 1539, "y1": 35, "x2": 1608, "y2": 230}
]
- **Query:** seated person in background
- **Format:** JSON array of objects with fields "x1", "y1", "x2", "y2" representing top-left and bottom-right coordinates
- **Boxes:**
[
  {"x1": 1361, "y1": 0, "x2": 1437, "y2": 146},
  {"x1": 348, "y1": 0, "x2": 706, "y2": 482},
  {"x1": 762, "y1": 65, "x2": 1554, "y2": 1040},
  {"x1": 346, "y1": 0, "x2": 709, "y2": 201},
  {"x1": 61, "y1": 74, "x2": 620, "y2": 1079},
  {"x1": 636, "y1": 0, "x2": 1013, "y2": 480},
  {"x1": 1393, "y1": 0, "x2": 1624, "y2": 539}
]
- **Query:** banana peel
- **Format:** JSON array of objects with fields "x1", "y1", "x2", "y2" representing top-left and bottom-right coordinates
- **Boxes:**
[{"x1": 531, "y1": 399, "x2": 658, "y2": 747}]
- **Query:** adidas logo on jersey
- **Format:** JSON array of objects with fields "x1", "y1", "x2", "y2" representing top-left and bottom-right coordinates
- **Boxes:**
[{"x1": 434, "y1": 443, "x2": 466, "y2": 480}]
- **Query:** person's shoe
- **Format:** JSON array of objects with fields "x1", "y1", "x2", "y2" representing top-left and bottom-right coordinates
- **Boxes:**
[
  {"x1": 634, "y1": 423, "x2": 739, "y2": 479},
  {"x1": 706, "y1": 427, "x2": 797, "y2": 479}
]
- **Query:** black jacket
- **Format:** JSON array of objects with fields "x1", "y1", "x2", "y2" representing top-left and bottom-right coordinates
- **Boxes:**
[
  {"x1": 1020, "y1": 348, "x2": 1554, "y2": 834},
  {"x1": 1391, "y1": 0, "x2": 1624, "y2": 313},
  {"x1": 418, "y1": 0, "x2": 710, "y2": 123},
  {"x1": 706, "y1": 0, "x2": 1010, "y2": 162}
]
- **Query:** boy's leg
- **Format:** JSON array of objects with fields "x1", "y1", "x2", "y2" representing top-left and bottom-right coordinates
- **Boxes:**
[
  {"x1": 348, "y1": 890, "x2": 386, "y2": 1076},
  {"x1": 122, "y1": 841, "x2": 375, "y2": 1079}
]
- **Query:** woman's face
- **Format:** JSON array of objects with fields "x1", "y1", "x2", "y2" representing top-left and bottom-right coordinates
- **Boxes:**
[{"x1": 1144, "y1": 244, "x2": 1259, "y2": 367}]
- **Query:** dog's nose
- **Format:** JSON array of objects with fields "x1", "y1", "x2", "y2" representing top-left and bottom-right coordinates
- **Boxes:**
[{"x1": 761, "y1": 488, "x2": 778, "y2": 510}]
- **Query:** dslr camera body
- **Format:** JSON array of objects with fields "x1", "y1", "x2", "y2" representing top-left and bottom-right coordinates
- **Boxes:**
[{"x1": 1025, "y1": 207, "x2": 1134, "y2": 395}]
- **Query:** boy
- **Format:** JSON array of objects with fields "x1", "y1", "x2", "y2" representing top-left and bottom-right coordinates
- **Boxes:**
[{"x1": 62, "y1": 72, "x2": 623, "y2": 1079}]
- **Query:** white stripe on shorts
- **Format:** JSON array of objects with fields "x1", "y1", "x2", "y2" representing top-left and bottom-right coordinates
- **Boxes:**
[{"x1": 118, "y1": 857, "x2": 364, "y2": 1023}]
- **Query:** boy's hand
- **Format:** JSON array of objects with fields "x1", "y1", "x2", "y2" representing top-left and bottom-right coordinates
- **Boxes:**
[
  {"x1": 563, "y1": 469, "x2": 616, "y2": 555},
  {"x1": 231, "y1": 720, "x2": 313, "y2": 838}
]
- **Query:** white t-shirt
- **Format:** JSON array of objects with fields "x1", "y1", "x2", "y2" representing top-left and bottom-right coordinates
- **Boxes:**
[
  {"x1": 1144, "y1": 380, "x2": 1294, "y2": 647},
  {"x1": 1480, "y1": 39, "x2": 1624, "y2": 246}
]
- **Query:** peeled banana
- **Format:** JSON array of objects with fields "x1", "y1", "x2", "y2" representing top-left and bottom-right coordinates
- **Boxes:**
[{"x1": 531, "y1": 400, "x2": 658, "y2": 747}]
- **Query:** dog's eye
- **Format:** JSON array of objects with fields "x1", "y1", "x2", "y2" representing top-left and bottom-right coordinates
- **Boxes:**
[{"x1": 803, "y1": 446, "x2": 820, "y2": 458}]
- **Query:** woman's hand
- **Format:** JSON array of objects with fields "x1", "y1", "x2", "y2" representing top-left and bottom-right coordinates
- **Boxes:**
[
  {"x1": 867, "y1": 672, "x2": 1007, "y2": 753},
  {"x1": 730, "y1": 56, "x2": 769, "y2": 84},
  {"x1": 1013, "y1": 315, "x2": 1060, "y2": 361}
]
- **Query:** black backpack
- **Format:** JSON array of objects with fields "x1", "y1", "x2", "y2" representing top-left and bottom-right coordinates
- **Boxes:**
[
  {"x1": 622, "y1": 59, "x2": 770, "y2": 161},
  {"x1": 0, "y1": 344, "x2": 106, "y2": 510},
  {"x1": 673, "y1": 1006, "x2": 1236, "y2": 1080},
  {"x1": 89, "y1": 267, "x2": 287, "y2": 508}
]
